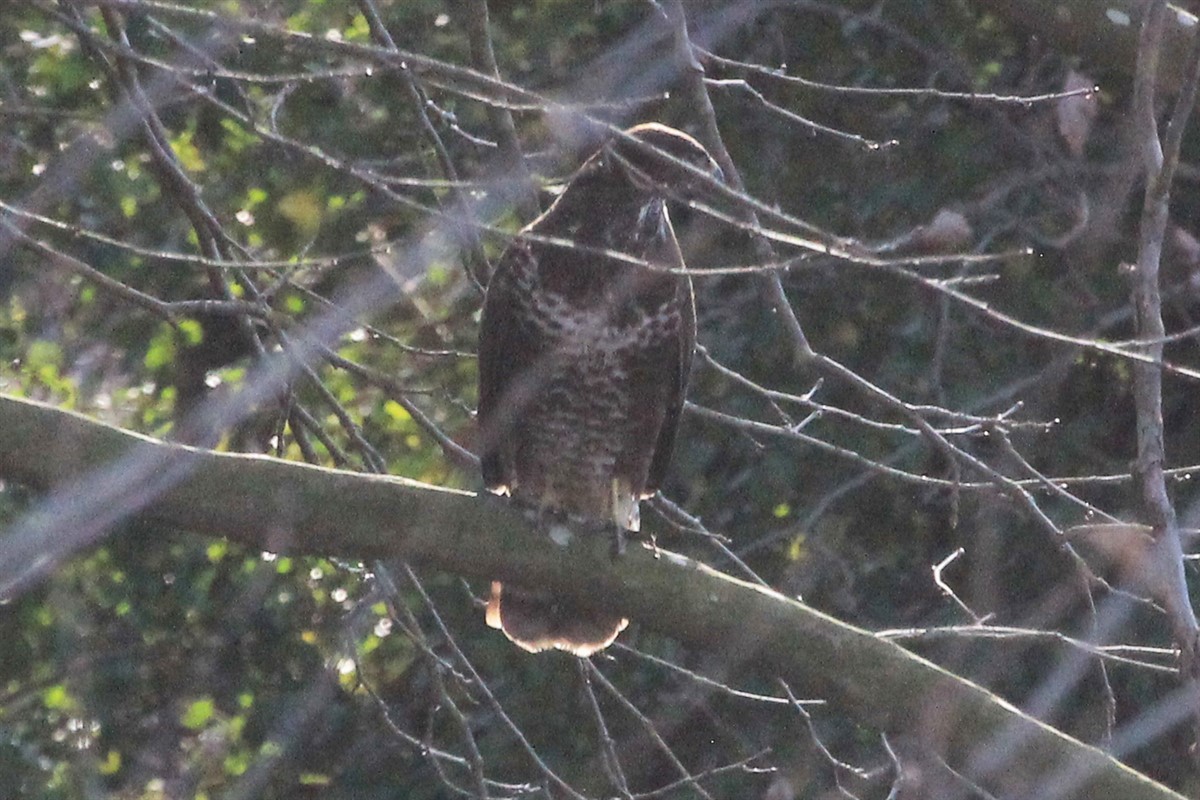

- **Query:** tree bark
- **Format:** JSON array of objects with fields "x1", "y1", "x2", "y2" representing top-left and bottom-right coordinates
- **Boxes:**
[{"x1": 0, "y1": 393, "x2": 1186, "y2": 800}]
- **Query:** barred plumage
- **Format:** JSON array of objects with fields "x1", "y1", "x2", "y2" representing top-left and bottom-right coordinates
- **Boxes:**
[{"x1": 477, "y1": 123, "x2": 721, "y2": 655}]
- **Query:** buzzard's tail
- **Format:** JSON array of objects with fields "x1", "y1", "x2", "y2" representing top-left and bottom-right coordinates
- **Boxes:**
[{"x1": 486, "y1": 582, "x2": 628, "y2": 657}]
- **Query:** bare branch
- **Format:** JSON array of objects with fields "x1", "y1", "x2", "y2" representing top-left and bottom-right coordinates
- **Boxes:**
[
  {"x1": 0, "y1": 394, "x2": 1187, "y2": 800},
  {"x1": 1128, "y1": 0, "x2": 1200, "y2": 766}
]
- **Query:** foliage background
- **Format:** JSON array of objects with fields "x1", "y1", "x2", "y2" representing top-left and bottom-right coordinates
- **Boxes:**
[{"x1": 2, "y1": 0, "x2": 1200, "y2": 798}]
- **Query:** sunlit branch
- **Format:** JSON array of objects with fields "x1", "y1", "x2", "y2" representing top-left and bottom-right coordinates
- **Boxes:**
[
  {"x1": 699, "y1": 48, "x2": 1099, "y2": 105},
  {"x1": 0, "y1": 394, "x2": 1185, "y2": 800},
  {"x1": 704, "y1": 77, "x2": 897, "y2": 151}
]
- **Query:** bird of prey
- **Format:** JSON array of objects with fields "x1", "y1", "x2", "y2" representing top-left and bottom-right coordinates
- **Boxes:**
[{"x1": 476, "y1": 123, "x2": 722, "y2": 656}]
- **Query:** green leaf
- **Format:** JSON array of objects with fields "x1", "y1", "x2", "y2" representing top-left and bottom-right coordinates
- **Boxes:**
[
  {"x1": 169, "y1": 128, "x2": 206, "y2": 172},
  {"x1": 98, "y1": 749, "x2": 121, "y2": 775},
  {"x1": 42, "y1": 684, "x2": 72, "y2": 711},
  {"x1": 180, "y1": 697, "x2": 215, "y2": 730},
  {"x1": 223, "y1": 752, "x2": 249, "y2": 777},
  {"x1": 206, "y1": 541, "x2": 227, "y2": 562},
  {"x1": 178, "y1": 319, "x2": 204, "y2": 346},
  {"x1": 143, "y1": 325, "x2": 177, "y2": 371},
  {"x1": 383, "y1": 400, "x2": 411, "y2": 423},
  {"x1": 278, "y1": 190, "x2": 323, "y2": 237}
]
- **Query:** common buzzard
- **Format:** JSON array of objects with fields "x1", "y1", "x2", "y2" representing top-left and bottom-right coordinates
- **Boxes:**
[{"x1": 477, "y1": 123, "x2": 722, "y2": 656}]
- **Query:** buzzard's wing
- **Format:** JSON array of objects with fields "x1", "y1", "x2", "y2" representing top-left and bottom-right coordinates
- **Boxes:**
[
  {"x1": 477, "y1": 241, "x2": 540, "y2": 492},
  {"x1": 643, "y1": 277, "x2": 696, "y2": 497}
]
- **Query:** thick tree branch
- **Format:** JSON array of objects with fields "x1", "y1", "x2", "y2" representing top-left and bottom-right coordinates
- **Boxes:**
[
  {"x1": 0, "y1": 393, "x2": 1187, "y2": 800},
  {"x1": 1129, "y1": 0, "x2": 1200, "y2": 767}
]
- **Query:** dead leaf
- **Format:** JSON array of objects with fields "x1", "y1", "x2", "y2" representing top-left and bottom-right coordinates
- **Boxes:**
[
  {"x1": 1066, "y1": 522, "x2": 1172, "y2": 603},
  {"x1": 915, "y1": 209, "x2": 973, "y2": 252},
  {"x1": 1056, "y1": 70, "x2": 1098, "y2": 158},
  {"x1": 1168, "y1": 224, "x2": 1200, "y2": 272}
]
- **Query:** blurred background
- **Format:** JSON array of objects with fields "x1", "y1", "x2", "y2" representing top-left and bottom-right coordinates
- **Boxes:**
[{"x1": 2, "y1": 1, "x2": 1200, "y2": 797}]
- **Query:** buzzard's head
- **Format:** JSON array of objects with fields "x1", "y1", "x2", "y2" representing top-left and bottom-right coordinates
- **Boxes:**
[{"x1": 603, "y1": 123, "x2": 724, "y2": 201}]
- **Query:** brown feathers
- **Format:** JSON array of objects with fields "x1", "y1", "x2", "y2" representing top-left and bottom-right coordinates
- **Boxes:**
[{"x1": 476, "y1": 124, "x2": 720, "y2": 655}]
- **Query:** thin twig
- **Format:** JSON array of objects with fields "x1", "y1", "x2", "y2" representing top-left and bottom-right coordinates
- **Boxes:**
[{"x1": 586, "y1": 660, "x2": 718, "y2": 800}]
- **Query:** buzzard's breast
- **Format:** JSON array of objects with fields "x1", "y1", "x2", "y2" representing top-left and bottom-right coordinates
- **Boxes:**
[{"x1": 505, "y1": 280, "x2": 684, "y2": 520}]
